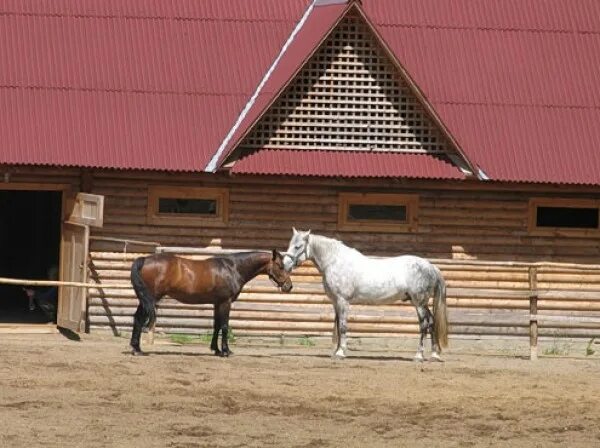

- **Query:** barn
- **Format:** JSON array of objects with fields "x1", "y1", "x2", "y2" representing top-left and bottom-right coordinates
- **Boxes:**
[{"x1": 1, "y1": 0, "x2": 599, "y2": 353}]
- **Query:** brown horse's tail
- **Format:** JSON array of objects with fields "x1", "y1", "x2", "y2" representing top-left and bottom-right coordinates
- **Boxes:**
[
  {"x1": 130, "y1": 257, "x2": 156, "y2": 329},
  {"x1": 433, "y1": 268, "x2": 448, "y2": 350}
]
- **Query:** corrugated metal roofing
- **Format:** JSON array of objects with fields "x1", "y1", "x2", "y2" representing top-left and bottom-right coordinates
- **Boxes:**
[
  {"x1": 213, "y1": 2, "x2": 350, "y2": 170},
  {"x1": 0, "y1": 0, "x2": 310, "y2": 170},
  {"x1": 230, "y1": 149, "x2": 464, "y2": 179},
  {"x1": 222, "y1": 0, "x2": 600, "y2": 185},
  {"x1": 2, "y1": 0, "x2": 600, "y2": 185},
  {"x1": 365, "y1": 0, "x2": 600, "y2": 184}
]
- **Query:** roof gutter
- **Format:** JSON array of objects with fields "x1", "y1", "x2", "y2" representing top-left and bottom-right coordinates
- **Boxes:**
[{"x1": 205, "y1": 0, "x2": 330, "y2": 173}]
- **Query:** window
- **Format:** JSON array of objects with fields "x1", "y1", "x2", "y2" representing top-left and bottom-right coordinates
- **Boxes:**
[
  {"x1": 528, "y1": 198, "x2": 600, "y2": 235},
  {"x1": 338, "y1": 193, "x2": 418, "y2": 232},
  {"x1": 147, "y1": 186, "x2": 228, "y2": 227}
]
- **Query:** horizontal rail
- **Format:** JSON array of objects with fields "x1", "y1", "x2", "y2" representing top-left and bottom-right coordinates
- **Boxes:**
[
  {"x1": 0, "y1": 277, "x2": 131, "y2": 289},
  {"x1": 90, "y1": 236, "x2": 160, "y2": 247},
  {"x1": 156, "y1": 246, "x2": 256, "y2": 254}
]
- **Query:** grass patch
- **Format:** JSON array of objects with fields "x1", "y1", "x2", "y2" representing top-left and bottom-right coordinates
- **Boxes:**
[
  {"x1": 169, "y1": 330, "x2": 236, "y2": 345},
  {"x1": 169, "y1": 334, "x2": 199, "y2": 345},
  {"x1": 586, "y1": 338, "x2": 596, "y2": 356},
  {"x1": 543, "y1": 345, "x2": 566, "y2": 356},
  {"x1": 542, "y1": 336, "x2": 572, "y2": 356},
  {"x1": 298, "y1": 335, "x2": 315, "y2": 347},
  {"x1": 198, "y1": 333, "x2": 213, "y2": 344}
]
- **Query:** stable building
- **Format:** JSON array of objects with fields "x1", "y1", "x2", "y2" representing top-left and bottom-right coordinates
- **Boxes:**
[{"x1": 1, "y1": 0, "x2": 599, "y2": 345}]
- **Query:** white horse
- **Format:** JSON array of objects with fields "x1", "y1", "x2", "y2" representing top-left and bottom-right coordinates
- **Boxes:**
[{"x1": 283, "y1": 229, "x2": 448, "y2": 361}]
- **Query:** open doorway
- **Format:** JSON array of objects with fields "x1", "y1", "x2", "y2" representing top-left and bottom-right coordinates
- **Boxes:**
[{"x1": 0, "y1": 190, "x2": 62, "y2": 324}]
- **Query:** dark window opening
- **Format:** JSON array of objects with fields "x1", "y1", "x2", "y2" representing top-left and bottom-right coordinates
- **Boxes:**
[
  {"x1": 536, "y1": 206, "x2": 599, "y2": 229},
  {"x1": 158, "y1": 198, "x2": 217, "y2": 216},
  {"x1": 348, "y1": 204, "x2": 407, "y2": 222}
]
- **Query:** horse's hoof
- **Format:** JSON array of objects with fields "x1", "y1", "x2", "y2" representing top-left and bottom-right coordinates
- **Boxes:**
[
  {"x1": 430, "y1": 353, "x2": 444, "y2": 363},
  {"x1": 213, "y1": 350, "x2": 222, "y2": 356},
  {"x1": 332, "y1": 351, "x2": 346, "y2": 359},
  {"x1": 413, "y1": 354, "x2": 424, "y2": 363},
  {"x1": 131, "y1": 348, "x2": 144, "y2": 356}
]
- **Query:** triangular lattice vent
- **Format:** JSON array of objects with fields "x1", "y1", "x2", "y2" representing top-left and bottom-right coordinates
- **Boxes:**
[{"x1": 240, "y1": 13, "x2": 450, "y2": 154}]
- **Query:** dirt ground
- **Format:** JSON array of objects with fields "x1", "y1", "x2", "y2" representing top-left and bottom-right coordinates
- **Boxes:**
[{"x1": 1, "y1": 332, "x2": 599, "y2": 448}]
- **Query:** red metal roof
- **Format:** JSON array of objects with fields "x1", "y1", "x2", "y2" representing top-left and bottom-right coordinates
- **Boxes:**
[
  {"x1": 231, "y1": 149, "x2": 464, "y2": 179},
  {"x1": 2, "y1": 0, "x2": 600, "y2": 185},
  {"x1": 365, "y1": 0, "x2": 600, "y2": 185},
  {"x1": 213, "y1": 2, "x2": 350, "y2": 170},
  {"x1": 0, "y1": 0, "x2": 310, "y2": 170},
  {"x1": 221, "y1": 0, "x2": 600, "y2": 185}
]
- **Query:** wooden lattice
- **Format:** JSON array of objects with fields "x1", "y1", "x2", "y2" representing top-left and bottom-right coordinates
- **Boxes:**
[{"x1": 241, "y1": 13, "x2": 449, "y2": 153}]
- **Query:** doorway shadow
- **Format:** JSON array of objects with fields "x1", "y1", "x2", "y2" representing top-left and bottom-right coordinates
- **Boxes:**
[{"x1": 58, "y1": 326, "x2": 81, "y2": 341}]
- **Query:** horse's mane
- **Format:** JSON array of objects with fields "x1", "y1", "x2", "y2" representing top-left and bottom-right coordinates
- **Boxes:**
[{"x1": 310, "y1": 234, "x2": 364, "y2": 259}]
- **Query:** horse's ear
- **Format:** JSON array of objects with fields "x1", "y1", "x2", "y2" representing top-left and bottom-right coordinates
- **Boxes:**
[
  {"x1": 305, "y1": 229, "x2": 311, "y2": 238},
  {"x1": 272, "y1": 249, "x2": 277, "y2": 261},
  {"x1": 292, "y1": 227, "x2": 298, "y2": 236}
]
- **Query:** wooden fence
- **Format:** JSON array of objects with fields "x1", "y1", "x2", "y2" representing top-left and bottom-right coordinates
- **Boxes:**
[{"x1": 86, "y1": 249, "x2": 600, "y2": 358}]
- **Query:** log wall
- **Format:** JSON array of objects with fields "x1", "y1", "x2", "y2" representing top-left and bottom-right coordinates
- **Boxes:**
[{"x1": 84, "y1": 170, "x2": 600, "y2": 340}]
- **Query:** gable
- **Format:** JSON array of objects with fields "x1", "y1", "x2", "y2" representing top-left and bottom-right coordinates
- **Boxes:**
[{"x1": 235, "y1": 11, "x2": 456, "y2": 160}]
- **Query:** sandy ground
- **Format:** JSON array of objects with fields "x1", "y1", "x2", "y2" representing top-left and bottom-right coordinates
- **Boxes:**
[{"x1": 1, "y1": 332, "x2": 599, "y2": 448}]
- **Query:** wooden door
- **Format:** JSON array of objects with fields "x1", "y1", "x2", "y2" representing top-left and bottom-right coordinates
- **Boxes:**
[
  {"x1": 57, "y1": 221, "x2": 89, "y2": 332},
  {"x1": 57, "y1": 193, "x2": 103, "y2": 332}
]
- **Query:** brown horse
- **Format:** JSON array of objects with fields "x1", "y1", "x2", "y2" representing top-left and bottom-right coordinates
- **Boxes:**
[{"x1": 129, "y1": 250, "x2": 292, "y2": 356}]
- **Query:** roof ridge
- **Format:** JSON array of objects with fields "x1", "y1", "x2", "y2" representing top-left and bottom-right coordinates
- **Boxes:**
[
  {"x1": 377, "y1": 22, "x2": 600, "y2": 36},
  {"x1": 436, "y1": 101, "x2": 600, "y2": 111},
  {"x1": 0, "y1": 10, "x2": 298, "y2": 24},
  {"x1": 0, "y1": 84, "x2": 249, "y2": 98}
]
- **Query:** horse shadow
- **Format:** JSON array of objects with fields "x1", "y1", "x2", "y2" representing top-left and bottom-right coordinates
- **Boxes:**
[
  {"x1": 281, "y1": 353, "x2": 416, "y2": 362},
  {"x1": 121, "y1": 350, "x2": 215, "y2": 357},
  {"x1": 123, "y1": 349, "x2": 415, "y2": 363}
]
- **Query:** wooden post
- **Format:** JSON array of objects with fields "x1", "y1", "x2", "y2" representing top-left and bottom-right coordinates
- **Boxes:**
[{"x1": 529, "y1": 267, "x2": 538, "y2": 361}]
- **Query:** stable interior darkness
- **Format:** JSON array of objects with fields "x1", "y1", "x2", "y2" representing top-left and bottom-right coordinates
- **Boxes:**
[{"x1": 0, "y1": 190, "x2": 61, "y2": 323}]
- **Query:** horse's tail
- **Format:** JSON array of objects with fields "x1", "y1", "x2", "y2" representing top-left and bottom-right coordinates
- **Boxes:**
[
  {"x1": 130, "y1": 256, "x2": 155, "y2": 329},
  {"x1": 433, "y1": 267, "x2": 448, "y2": 349}
]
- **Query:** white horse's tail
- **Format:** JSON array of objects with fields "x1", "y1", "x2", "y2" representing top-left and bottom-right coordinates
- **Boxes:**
[{"x1": 433, "y1": 269, "x2": 448, "y2": 349}]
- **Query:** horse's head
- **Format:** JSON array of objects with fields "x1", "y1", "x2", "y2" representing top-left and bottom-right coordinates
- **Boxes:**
[
  {"x1": 268, "y1": 250, "x2": 293, "y2": 293},
  {"x1": 283, "y1": 227, "x2": 311, "y2": 272}
]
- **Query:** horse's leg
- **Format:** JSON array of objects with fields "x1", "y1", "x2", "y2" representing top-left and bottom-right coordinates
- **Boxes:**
[
  {"x1": 332, "y1": 310, "x2": 339, "y2": 347},
  {"x1": 210, "y1": 304, "x2": 223, "y2": 356},
  {"x1": 426, "y1": 306, "x2": 443, "y2": 362},
  {"x1": 219, "y1": 301, "x2": 233, "y2": 357},
  {"x1": 333, "y1": 299, "x2": 349, "y2": 358},
  {"x1": 414, "y1": 304, "x2": 429, "y2": 362},
  {"x1": 130, "y1": 304, "x2": 147, "y2": 355}
]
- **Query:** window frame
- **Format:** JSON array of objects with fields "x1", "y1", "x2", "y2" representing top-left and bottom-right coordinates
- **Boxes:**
[
  {"x1": 527, "y1": 198, "x2": 600, "y2": 236},
  {"x1": 337, "y1": 192, "x2": 418, "y2": 233},
  {"x1": 147, "y1": 186, "x2": 229, "y2": 227}
]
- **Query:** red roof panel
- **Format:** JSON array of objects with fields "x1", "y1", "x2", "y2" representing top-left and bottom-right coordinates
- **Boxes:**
[
  {"x1": 0, "y1": 0, "x2": 310, "y2": 170},
  {"x1": 363, "y1": 0, "x2": 600, "y2": 184},
  {"x1": 213, "y1": 2, "x2": 349, "y2": 170},
  {"x1": 231, "y1": 149, "x2": 464, "y2": 179},
  {"x1": 2, "y1": 0, "x2": 600, "y2": 185},
  {"x1": 224, "y1": 0, "x2": 600, "y2": 185}
]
